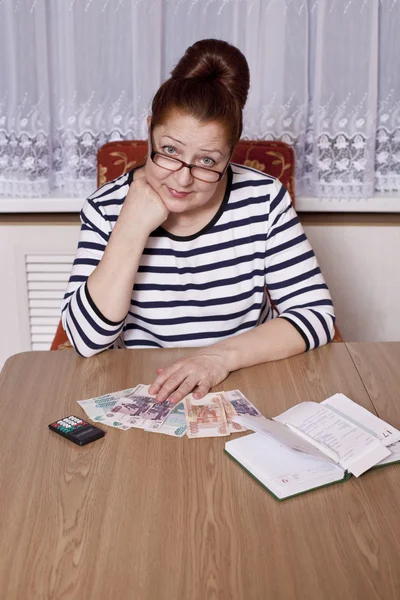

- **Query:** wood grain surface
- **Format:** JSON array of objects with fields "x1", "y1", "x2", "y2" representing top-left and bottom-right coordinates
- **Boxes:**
[{"x1": 0, "y1": 344, "x2": 399, "y2": 600}]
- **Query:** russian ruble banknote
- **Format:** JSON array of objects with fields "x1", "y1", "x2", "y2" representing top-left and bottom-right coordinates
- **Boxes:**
[
  {"x1": 184, "y1": 392, "x2": 230, "y2": 438},
  {"x1": 224, "y1": 389, "x2": 262, "y2": 418},
  {"x1": 221, "y1": 394, "x2": 247, "y2": 433},
  {"x1": 77, "y1": 384, "x2": 262, "y2": 439},
  {"x1": 106, "y1": 395, "x2": 175, "y2": 430},
  {"x1": 77, "y1": 386, "x2": 140, "y2": 430},
  {"x1": 77, "y1": 384, "x2": 175, "y2": 431},
  {"x1": 145, "y1": 401, "x2": 187, "y2": 437},
  {"x1": 183, "y1": 390, "x2": 263, "y2": 438}
]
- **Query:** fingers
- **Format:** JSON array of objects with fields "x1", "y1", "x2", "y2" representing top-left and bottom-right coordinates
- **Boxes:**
[
  {"x1": 153, "y1": 373, "x2": 213, "y2": 405},
  {"x1": 191, "y1": 378, "x2": 212, "y2": 399},
  {"x1": 167, "y1": 376, "x2": 208, "y2": 404},
  {"x1": 156, "y1": 373, "x2": 196, "y2": 404},
  {"x1": 150, "y1": 362, "x2": 205, "y2": 404},
  {"x1": 148, "y1": 362, "x2": 183, "y2": 398},
  {"x1": 148, "y1": 354, "x2": 224, "y2": 404}
]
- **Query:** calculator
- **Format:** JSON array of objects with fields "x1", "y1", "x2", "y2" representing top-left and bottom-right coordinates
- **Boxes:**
[{"x1": 48, "y1": 416, "x2": 105, "y2": 446}]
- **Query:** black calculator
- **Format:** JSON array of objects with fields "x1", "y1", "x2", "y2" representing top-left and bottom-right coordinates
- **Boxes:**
[{"x1": 48, "y1": 416, "x2": 105, "y2": 446}]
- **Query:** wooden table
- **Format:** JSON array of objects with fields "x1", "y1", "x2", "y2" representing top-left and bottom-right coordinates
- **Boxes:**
[{"x1": 0, "y1": 343, "x2": 399, "y2": 600}]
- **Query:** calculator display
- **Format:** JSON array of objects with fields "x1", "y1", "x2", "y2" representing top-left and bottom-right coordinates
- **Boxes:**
[{"x1": 71, "y1": 427, "x2": 102, "y2": 442}]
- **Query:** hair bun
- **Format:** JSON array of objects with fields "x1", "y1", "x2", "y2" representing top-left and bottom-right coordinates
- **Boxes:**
[{"x1": 171, "y1": 39, "x2": 250, "y2": 110}]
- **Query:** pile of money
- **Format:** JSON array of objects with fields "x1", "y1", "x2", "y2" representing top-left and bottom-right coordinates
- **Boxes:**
[
  {"x1": 184, "y1": 390, "x2": 262, "y2": 438},
  {"x1": 77, "y1": 385, "x2": 263, "y2": 439}
]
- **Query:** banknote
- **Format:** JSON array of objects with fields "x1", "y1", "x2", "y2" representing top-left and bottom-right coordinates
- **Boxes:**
[
  {"x1": 98, "y1": 418, "x2": 132, "y2": 431},
  {"x1": 78, "y1": 385, "x2": 261, "y2": 437},
  {"x1": 224, "y1": 389, "x2": 262, "y2": 418},
  {"x1": 77, "y1": 384, "x2": 149, "y2": 430},
  {"x1": 145, "y1": 401, "x2": 187, "y2": 437},
  {"x1": 77, "y1": 387, "x2": 139, "y2": 427},
  {"x1": 221, "y1": 393, "x2": 247, "y2": 433},
  {"x1": 102, "y1": 386, "x2": 175, "y2": 430},
  {"x1": 131, "y1": 384, "x2": 152, "y2": 396},
  {"x1": 104, "y1": 394, "x2": 156, "y2": 428},
  {"x1": 128, "y1": 383, "x2": 188, "y2": 430},
  {"x1": 184, "y1": 392, "x2": 229, "y2": 438},
  {"x1": 141, "y1": 399, "x2": 176, "y2": 431}
]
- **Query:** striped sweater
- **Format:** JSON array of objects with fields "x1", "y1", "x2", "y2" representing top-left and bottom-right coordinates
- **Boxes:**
[{"x1": 62, "y1": 164, "x2": 335, "y2": 357}]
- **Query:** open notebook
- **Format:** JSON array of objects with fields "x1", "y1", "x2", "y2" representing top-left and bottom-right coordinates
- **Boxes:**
[{"x1": 225, "y1": 393, "x2": 400, "y2": 501}]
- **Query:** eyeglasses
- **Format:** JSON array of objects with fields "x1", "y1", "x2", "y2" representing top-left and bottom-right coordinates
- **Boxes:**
[{"x1": 149, "y1": 130, "x2": 230, "y2": 183}]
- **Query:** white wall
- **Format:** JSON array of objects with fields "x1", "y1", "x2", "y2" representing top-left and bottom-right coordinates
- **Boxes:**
[{"x1": 304, "y1": 223, "x2": 400, "y2": 342}]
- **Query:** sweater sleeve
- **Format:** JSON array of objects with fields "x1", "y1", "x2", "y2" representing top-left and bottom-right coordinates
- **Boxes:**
[
  {"x1": 61, "y1": 197, "x2": 125, "y2": 357},
  {"x1": 265, "y1": 181, "x2": 335, "y2": 350}
]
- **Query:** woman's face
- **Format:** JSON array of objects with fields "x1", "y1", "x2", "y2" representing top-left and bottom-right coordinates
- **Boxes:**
[{"x1": 144, "y1": 110, "x2": 231, "y2": 214}]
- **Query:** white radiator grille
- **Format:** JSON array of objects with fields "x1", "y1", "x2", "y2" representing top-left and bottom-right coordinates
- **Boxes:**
[{"x1": 26, "y1": 254, "x2": 75, "y2": 350}]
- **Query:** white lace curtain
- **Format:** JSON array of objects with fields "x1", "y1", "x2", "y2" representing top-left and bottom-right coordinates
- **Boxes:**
[{"x1": 0, "y1": 0, "x2": 399, "y2": 199}]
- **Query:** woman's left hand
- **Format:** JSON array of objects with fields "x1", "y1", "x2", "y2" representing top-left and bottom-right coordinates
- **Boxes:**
[{"x1": 148, "y1": 350, "x2": 230, "y2": 403}]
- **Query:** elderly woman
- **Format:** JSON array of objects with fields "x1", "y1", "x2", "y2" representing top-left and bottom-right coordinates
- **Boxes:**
[{"x1": 62, "y1": 38, "x2": 335, "y2": 404}]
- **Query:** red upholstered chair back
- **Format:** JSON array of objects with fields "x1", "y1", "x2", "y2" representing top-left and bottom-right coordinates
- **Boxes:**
[{"x1": 51, "y1": 139, "x2": 342, "y2": 349}]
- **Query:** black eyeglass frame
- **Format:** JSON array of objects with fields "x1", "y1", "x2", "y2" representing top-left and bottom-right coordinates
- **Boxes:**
[{"x1": 148, "y1": 127, "x2": 231, "y2": 183}]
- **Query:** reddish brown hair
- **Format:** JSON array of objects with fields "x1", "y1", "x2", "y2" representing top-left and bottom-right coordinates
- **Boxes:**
[{"x1": 151, "y1": 39, "x2": 250, "y2": 148}]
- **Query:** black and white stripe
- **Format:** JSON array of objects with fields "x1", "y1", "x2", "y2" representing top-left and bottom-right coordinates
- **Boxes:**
[{"x1": 62, "y1": 164, "x2": 335, "y2": 357}]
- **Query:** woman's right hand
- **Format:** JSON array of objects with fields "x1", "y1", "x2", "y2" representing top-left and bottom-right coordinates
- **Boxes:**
[{"x1": 117, "y1": 170, "x2": 169, "y2": 237}]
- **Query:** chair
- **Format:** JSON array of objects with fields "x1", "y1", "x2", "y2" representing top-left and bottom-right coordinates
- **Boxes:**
[{"x1": 51, "y1": 139, "x2": 342, "y2": 349}]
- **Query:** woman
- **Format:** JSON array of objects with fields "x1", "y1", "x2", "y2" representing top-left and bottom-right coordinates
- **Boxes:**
[{"x1": 62, "y1": 39, "x2": 335, "y2": 404}]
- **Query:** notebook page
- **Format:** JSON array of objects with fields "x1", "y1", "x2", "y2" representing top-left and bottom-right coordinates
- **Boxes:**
[
  {"x1": 322, "y1": 393, "x2": 400, "y2": 446},
  {"x1": 274, "y1": 402, "x2": 390, "y2": 476},
  {"x1": 225, "y1": 433, "x2": 345, "y2": 499},
  {"x1": 232, "y1": 415, "x2": 335, "y2": 463}
]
